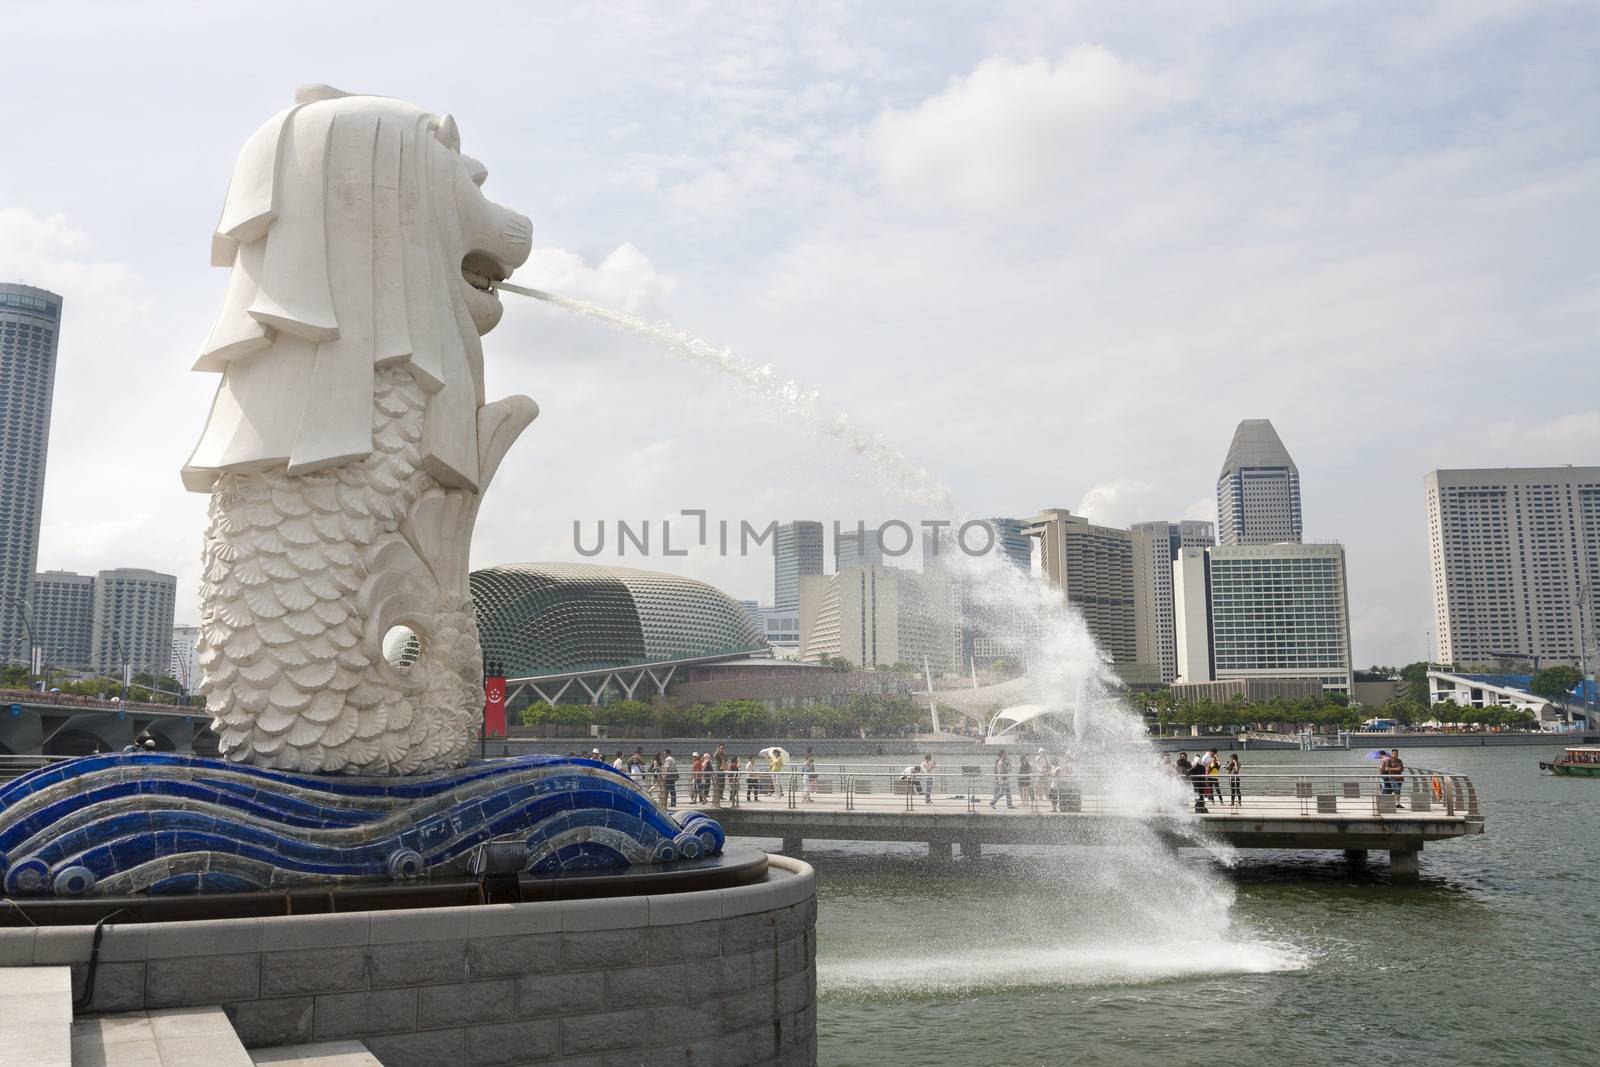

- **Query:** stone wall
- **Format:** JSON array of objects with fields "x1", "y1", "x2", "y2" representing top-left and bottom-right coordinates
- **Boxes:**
[{"x1": 0, "y1": 855, "x2": 817, "y2": 1067}]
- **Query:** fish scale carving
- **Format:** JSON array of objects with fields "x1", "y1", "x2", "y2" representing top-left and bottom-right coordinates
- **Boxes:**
[{"x1": 197, "y1": 369, "x2": 479, "y2": 773}]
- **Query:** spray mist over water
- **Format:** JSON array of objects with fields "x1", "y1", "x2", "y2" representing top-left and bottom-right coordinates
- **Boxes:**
[{"x1": 501, "y1": 281, "x2": 1306, "y2": 990}]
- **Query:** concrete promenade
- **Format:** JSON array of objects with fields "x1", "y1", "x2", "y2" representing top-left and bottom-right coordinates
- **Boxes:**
[{"x1": 686, "y1": 770, "x2": 1484, "y2": 880}]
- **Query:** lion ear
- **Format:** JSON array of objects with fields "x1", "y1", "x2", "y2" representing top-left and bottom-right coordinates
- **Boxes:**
[
  {"x1": 436, "y1": 114, "x2": 461, "y2": 153},
  {"x1": 296, "y1": 84, "x2": 351, "y2": 105}
]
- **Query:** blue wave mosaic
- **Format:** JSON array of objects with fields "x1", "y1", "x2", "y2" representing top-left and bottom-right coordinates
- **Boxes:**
[{"x1": 0, "y1": 753, "x2": 724, "y2": 897}]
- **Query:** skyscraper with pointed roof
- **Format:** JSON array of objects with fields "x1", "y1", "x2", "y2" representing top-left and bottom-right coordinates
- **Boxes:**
[{"x1": 1216, "y1": 418, "x2": 1302, "y2": 545}]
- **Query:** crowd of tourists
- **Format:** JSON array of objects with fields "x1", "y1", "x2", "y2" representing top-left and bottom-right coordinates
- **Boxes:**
[
  {"x1": 571, "y1": 744, "x2": 825, "y2": 808},
  {"x1": 986, "y1": 748, "x2": 1083, "y2": 811},
  {"x1": 1166, "y1": 748, "x2": 1243, "y2": 813}
]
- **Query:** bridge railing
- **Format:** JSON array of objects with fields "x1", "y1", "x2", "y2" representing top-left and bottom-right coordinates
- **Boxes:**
[
  {"x1": 0, "y1": 753, "x2": 71, "y2": 781},
  {"x1": 670, "y1": 766, "x2": 1479, "y2": 819}
]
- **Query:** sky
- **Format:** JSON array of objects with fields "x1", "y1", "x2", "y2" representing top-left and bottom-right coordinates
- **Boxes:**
[{"x1": 1, "y1": 0, "x2": 1596, "y2": 667}]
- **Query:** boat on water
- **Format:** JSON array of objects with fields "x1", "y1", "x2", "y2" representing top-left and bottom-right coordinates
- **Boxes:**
[{"x1": 1539, "y1": 746, "x2": 1600, "y2": 777}]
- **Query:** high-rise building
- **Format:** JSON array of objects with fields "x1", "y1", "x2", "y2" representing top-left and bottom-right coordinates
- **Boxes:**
[
  {"x1": 921, "y1": 518, "x2": 1031, "y2": 574},
  {"x1": 773, "y1": 521, "x2": 824, "y2": 612},
  {"x1": 0, "y1": 284, "x2": 63, "y2": 667},
  {"x1": 1425, "y1": 467, "x2": 1600, "y2": 668},
  {"x1": 1217, "y1": 419, "x2": 1302, "y2": 546},
  {"x1": 759, "y1": 607, "x2": 801, "y2": 650},
  {"x1": 798, "y1": 565, "x2": 953, "y2": 671},
  {"x1": 988, "y1": 518, "x2": 1033, "y2": 574},
  {"x1": 91, "y1": 569, "x2": 177, "y2": 678},
  {"x1": 1023, "y1": 509, "x2": 1159, "y2": 680},
  {"x1": 1130, "y1": 520, "x2": 1216, "y2": 682},
  {"x1": 834, "y1": 526, "x2": 885, "y2": 571},
  {"x1": 1176, "y1": 543, "x2": 1352, "y2": 694},
  {"x1": 1172, "y1": 546, "x2": 1213, "y2": 683},
  {"x1": 170, "y1": 623, "x2": 201, "y2": 692},
  {"x1": 30, "y1": 570, "x2": 94, "y2": 669}
]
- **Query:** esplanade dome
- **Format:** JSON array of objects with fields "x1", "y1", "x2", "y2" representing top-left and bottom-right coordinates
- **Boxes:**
[{"x1": 469, "y1": 563, "x2": 768, "y2": 678}]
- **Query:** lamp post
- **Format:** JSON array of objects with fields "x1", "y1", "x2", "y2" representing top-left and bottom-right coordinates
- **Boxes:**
[{"x1": 1, "y1": 593, "x2": 40, "y2": 692}]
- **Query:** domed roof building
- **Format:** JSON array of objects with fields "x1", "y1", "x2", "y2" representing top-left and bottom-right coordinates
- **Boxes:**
[{"x1": 470, "y1": 563, "x2": 768, "y2": 681}]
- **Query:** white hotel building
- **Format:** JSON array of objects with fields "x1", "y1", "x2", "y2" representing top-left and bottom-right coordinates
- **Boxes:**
[{"x1": 1425, "y1": 467, "x2": 1600, "y2": 669}]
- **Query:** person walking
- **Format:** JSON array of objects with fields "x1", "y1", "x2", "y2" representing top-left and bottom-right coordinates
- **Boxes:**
[
  {"x1": 712, "y1": 744, "x2": 728, "y2": 807},
  {"x1": 1226, "y1": 753, "x2": 1242, "y2": 807},
  {"x1": 646, "y1": 753, "x2": 663, "y2": 805},
  {"x1": 1386, "y1": 748, "x2": 1406, "y2": 807},
  {"x1": 920, "y1": 753, "x2": 936, "y2": 805},
  {"x1": 747, "y1": 755, "x2": 763, "y2": 802},
  {"x1": 728, "y1": 755, "x2": 742, "y2": 808},
  {"x1": 1046, "y1": 758, "x2": 1062, "y2": 811},
  {"x1": 661, "y1": 749, "x2": 678, "y2": 807},
  {"x1": 1017, "y1": 753, "x2": 1033, "y2": 806},
  {"x1": 990, "y1": 749, "x2": 1014, "y2": 809},
  {"x1": 803, "y1": 748, "x2": 818, "y2": 803},
  {"x1": 768, "y1": 748, "x2": 785, "y2": 798}
]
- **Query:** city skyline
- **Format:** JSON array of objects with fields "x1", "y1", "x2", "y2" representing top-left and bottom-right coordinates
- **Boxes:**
[{"x1": 1, "y1": 5, "x2": 1595, "y2": 667}]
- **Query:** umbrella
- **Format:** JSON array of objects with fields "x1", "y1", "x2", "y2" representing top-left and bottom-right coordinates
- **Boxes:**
[
  {"x1": 1364, "y1": 749, "x2": 1388, "y2": 760},
  {"x1": 758, "y1": 746, "x2": 790, "y2": 762}
]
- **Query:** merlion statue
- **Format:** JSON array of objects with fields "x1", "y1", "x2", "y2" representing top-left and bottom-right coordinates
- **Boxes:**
[{"x1": 182, "y1": 86, "x2": 537, "y2": 774}]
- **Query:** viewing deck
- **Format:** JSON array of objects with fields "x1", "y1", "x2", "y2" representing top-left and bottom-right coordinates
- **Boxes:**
[{"x1": 672, "y1": 765, "x2": 1485, "y2": 880}]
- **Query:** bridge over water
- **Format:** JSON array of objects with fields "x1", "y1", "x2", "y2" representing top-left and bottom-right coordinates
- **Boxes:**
[
  {"x1": 0, "y1": 692, "x2": 213, "y2": 761},
  {"x1": 680, "y1": 764, "x2": 1484, "y2": 880}
]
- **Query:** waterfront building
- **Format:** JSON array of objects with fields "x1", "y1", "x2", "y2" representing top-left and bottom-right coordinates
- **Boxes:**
[
  {"x1": 1177, "y1": 543, "x2": 1353, "y2": 695},
  {"x1": 470, "y1": 563, "x2": 768, "y2": 705},
  {"x1": 773, "y1": 521, "x2": 824, "y2": 613},
  {"x1": 170, "y1": 624, "x2": 201, "y2": 693},
  {"x1": 1130, "y1": 520, "x2": 1216, "y2": 682},
  {"x1": 1170, "y1": 677, "x2": 1322, "y2": 704},
  {"x1": 1217, "y1": 419, "x2": 1302, "y2": 546},
  {"x1": 798, "y1": 565, "x2": 954, "y2": 671},
  {"x1": 30, "y1": 570, "x2": 95, "y2": 670},
  {"x1": 921, "y1": 518, "x2": 1031, "y2": 574},
  {"x1": 1172, "y1": 546, "x2": 1213, "y2": 684},
  {"x1": 91, "y1": 569, "x2": 177, "y2": 678},
  {"x1": 759, "y1": 606, "x2": 801, "y2": 650},
  {"x1": 1022, "y1": 509, "x2": 1159, "y2": 679},
  {"x1": 1427, "y1": 668, "x2": 1596, "y2": 723},
  {"x1": 1425, "y1": 466, "x2": 1600, "y2": 669},
  {"x1": 834, "y1": 526, "x2": 885, "y2": 571},
  {"x1": 0, "y1": 284, "x2": 63, "y2": 667}
]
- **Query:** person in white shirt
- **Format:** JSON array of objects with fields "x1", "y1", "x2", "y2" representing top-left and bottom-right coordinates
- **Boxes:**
[{"x1": 919, "y1": 754, "x2": 936, "y2": 804}]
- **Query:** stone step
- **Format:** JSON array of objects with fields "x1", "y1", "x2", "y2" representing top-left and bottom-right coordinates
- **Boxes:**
[
  {"x1": 72, "y1": 1005, "x2": 254, "y2": 1067},
  {"x1": 250, "y1": 1041, "x2": 385, "y2": 1065},
  {"x1": 0, "y1": 965, "x2": 73, "y2": 1067}
]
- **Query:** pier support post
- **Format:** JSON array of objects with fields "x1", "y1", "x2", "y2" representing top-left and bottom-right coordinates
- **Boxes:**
[
  {"x1": 958, "y1": 838, "x2": 981, "y2": 861},
  {"x1": 781, "y1": 836, "x2": 803, "y2": 857},
  {"x1": 1343, "y1": 849, "x2": 1368, "y2": 869},
  {"x1": 1389, "y1": 845, "x2": 1420, "y2": 881},
  {"x1": 929, "y1": 840, "x2": 953, "y2": 861}
]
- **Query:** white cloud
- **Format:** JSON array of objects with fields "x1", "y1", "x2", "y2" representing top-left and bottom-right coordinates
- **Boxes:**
[
  {"x1": 1076, "y1": 479, "x2": 1160, "y2": 527},
  {"x1": 871, "y1": 46, "x2": 1185, "y2": 213}
]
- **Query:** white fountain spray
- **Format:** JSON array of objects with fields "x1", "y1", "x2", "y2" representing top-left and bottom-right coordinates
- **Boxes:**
[
  {"x1": 499, "y1": 282, "x2": 952, "y2": 512},
  {"x1": 500, "y1": 280, "x2": 1306, "y2": 991}
]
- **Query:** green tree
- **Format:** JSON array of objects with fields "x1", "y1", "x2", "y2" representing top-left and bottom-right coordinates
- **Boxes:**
[
  {"x1": 1397, "y1": 662, "x2": 1433, "y2": 708},
  {"x1": 1530, "y1": 665, "x2": 1583, "y2": 717}
]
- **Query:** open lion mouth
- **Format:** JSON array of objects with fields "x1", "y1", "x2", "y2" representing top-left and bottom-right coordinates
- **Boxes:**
[{"x1": 461, "y1": 251, "x2": 508, "y2": 293}]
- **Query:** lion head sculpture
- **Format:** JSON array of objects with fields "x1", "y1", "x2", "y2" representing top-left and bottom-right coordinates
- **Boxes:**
[{"x1": 184, "y1": 84, "x2": 532, "y2": 492}]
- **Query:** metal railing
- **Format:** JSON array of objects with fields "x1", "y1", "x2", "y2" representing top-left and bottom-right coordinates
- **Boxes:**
[
  {"x1": 653, "y1": 765, "x2": 1481, "y2": 820},
  {"x1": 0, "y1": 753, "x2": 70, "y2": 780}
]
